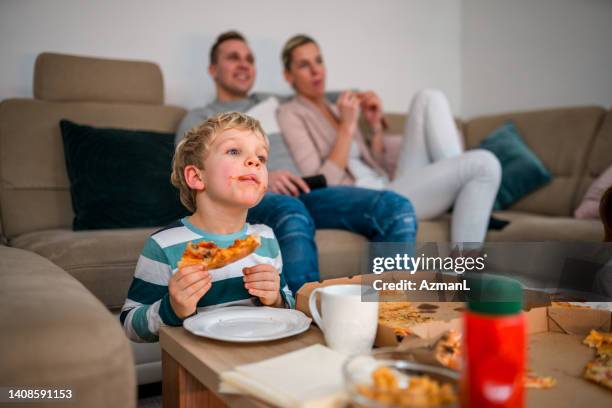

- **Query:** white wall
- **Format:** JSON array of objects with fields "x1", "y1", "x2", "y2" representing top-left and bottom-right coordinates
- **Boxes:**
[
  {"x1": 0, "y1": 0, "x2": 462, "y2": 114},
  {"x1": 462, "y1": 0, "x2": 612, "y2": 117},
  {"x1": 3, "y1": 1, "x2": 611, "y2": 118}
]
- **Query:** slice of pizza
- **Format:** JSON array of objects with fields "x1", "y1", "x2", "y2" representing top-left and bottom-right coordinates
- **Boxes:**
[
  {"x1": 178, "y1": 234, "x2": 260, "y2": 270},
  {"x1": 378, "y1": 301, "x2": 433, "y2": 343},
  {"x1": 583, "y1": 330, "x2": 612, "y2": 358},
  {"x1": 524, "y1": 372, "x2": 557, "y2": 389},
  {"x1": 178, "y1": 241, "x2": 219, "y2": 268},
  {"x1": 207, "y1": 235, "x2": 261, "y2": 270},
  {"x1": 584, "y1": 356, "x2": 612, "y2": 390},
  {"x1": 378, "y1": 302, "x2": 432, "y2": 328},
  {"x1": 434, "y1": 330, "x2": 462, "y2": 370}
]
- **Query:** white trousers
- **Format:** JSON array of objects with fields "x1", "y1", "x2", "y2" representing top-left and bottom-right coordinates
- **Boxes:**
[{"x1": 389, "y1": 89, "x2": 501, "y2": 243}]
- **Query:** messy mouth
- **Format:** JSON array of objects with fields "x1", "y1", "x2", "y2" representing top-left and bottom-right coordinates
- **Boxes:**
[{"x1": 235, "y1": 174, "x2": 259, "y2": 184}]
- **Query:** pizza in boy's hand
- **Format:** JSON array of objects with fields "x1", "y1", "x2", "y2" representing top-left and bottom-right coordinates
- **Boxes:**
[{"x1": 178, "y1": 235, "x2": 260, "y2": 270}]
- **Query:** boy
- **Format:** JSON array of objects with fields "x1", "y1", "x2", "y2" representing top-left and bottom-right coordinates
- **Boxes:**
[{"x1": 121, "y1": 112, "x2": 294, "y2": 342}]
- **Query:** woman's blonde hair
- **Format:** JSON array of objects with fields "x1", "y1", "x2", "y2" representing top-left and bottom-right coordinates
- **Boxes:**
[
  {"x1": 281, "y1": 34, "x2": 317, "y2": 71},
  {"x1": 171, "y1": 111, "x2": 267, "y2": 212}
]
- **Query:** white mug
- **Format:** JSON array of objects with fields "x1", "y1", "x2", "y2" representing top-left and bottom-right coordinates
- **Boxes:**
[{"x1": 308, "y1": 284, "x2": 379, "y2": 354}]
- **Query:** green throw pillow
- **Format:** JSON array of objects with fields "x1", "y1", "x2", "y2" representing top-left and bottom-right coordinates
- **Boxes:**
[
  {"x1": 479, "y1": 121, "x2": 552, "y2": 210},
  {"x1": 60, "y1": 120, "x2": 188, "y2": 230}
]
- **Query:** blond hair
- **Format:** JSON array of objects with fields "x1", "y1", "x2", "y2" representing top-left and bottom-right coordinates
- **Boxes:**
[
  {"x1": 171, "y1": 111, "x2": 267, "y2": 212},
  {"x1": 281, "y1": 34, "x2": 317, "y2": 70}
]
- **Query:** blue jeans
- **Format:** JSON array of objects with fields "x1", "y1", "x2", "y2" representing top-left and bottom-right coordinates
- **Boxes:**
[
  {"x1": 299, "y1": 187, "x2": 417, "y2": 243},
  {"x1": 247, "y1": 193, "x2": 318, "y2": 296},
  {"x1": 247, "y1": 187, "x2": 417, "y2": 294}
]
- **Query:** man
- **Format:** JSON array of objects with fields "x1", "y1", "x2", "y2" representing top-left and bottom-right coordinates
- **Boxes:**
[{"x1": 176, "y1": 31, "x2": 417, "y2": 294}]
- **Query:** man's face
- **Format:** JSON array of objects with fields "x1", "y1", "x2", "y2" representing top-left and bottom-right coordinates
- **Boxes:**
[{"x1": 209, "y1": 39, "x2": 256, "y2": 100}]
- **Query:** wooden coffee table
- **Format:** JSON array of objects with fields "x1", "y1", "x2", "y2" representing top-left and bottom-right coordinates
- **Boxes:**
[
  {"x1": 160, "y1": 325, "x2": 325, "y2": 408},
  {"x1": 160, "y1": 318, "x2": 611, "y2": 408}
]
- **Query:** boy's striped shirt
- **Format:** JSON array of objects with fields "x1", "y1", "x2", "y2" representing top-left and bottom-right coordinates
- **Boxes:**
[{"x1": 120, "y1": 218, "x2": 295, "y2": 342}]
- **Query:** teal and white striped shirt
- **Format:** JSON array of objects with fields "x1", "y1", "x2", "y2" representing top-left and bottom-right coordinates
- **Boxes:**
[{"x1": 120, "y1": 217, "x2": 295, "y2": 342}]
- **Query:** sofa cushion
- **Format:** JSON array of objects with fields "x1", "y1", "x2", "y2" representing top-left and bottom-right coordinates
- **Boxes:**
[
  {"x1": 0, "y1": 98, "x2": 186, "y2": 238},
  {"x1": 463, "y1": 106, "x2": 605, "y2": 216},
  {"x1": 602, "y1": 186, "x2": 612, "y2": 242},
  {"x1": 486, "y1": 211, "x2": 603, "y2": 242},
  {"x1": 586, "y1": 109, "x2": 612, "y2": 176},
  {"x1": 417, "y1": 217, "x2": 451, "y2": 243},
  {"x1": 60, "y1": 120, "x2": 188, "y2": 230},
  {"x1": 34, "y1": 52, "x2": 163, "y2": 104},
  {"x1": 10, "y1": 228, "x2": 154, "y2": 310},
  {"x1": 479, "y1": 122, "x2": 552, "y2": 210},
  {"x1": 574, "y1": 109, "x2": 612, "y2": 209},
  {"x1": 315, "y1": 229, "x2": 367, "y2": 281},
  {"x1": 413, "y1": 212, "x2": 602, "y2": 242},
  {"x1": 0, "y1": 246, "x2": 135, "y2": 408},
  {"x1": 574, "y1": 164, "x2": 612, "y2": 219}
]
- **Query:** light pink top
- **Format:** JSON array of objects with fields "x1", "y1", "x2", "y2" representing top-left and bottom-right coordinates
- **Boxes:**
[{"x1": 276, "y1": 95, "x2": 387, "y2": 185}]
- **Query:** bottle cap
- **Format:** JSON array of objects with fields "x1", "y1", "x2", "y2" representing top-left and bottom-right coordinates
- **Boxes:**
[{"x1": 466, "y1": 274, "x2": 523, "y2": 315}]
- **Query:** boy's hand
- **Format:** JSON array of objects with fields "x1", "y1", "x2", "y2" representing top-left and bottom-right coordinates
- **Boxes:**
[
  {"x1": 243, "y1": 264, "x2": 283, "y2": 307},
  {"x1": 168, "y1": 265, "x2": 212, "y2": 319}
]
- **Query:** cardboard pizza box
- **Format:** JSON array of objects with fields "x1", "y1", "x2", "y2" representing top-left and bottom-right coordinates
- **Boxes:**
[
  {"x1": 523, "y1": 304, "x2": 612, "y2": 406},
  {"x1": 546, "y1": 304, "x2": 612, "y2": 334}
]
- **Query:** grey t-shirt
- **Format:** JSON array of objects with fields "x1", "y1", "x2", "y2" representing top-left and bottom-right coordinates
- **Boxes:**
[{"x1": 175, "y1": 93, "x2": 299, "y2": 174}]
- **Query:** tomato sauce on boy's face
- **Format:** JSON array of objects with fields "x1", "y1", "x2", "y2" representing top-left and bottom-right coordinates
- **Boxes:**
[{"x1": 202, "y1": 128, "x2": 268, "y2": 208}]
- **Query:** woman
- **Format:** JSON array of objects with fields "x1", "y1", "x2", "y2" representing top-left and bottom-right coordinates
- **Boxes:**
[{"x1": 277, "y1": 35, "x2": 501, "y2": 244}]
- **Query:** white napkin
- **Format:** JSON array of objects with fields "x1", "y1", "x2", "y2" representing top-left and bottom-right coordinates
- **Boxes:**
[{"x1": 219, "y1": 344, "x2": 349, "y2": 408}]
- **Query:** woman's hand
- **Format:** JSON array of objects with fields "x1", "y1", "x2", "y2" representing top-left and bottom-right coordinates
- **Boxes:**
[
  {"x1": 336, "y1": 91, "x2": 360, "y2": 131},
  {"x1": 168, "y1": 265, "x2": 212, "y2": 319},
  {"x1": 329, "y1": 91, "x2": 360, "y2": 169},
  {"x1": 268, "y1": 170, "x2": 311, "y2": 196},
  {"x1": 357, "y1": 91, "x2": 384, "y2": 131},
  {"x1": 243, "y1": 264, "x2": 283, "y2": 307}
]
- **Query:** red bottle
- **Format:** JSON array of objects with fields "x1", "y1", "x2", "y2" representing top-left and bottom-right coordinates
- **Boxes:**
[{"x1": 462, "y1": 275, "x2": 526, "y2": 408}]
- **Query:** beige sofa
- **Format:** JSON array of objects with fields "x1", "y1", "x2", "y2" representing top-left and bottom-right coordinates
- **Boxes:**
[
  {"x1": 0, "y1": 245, "x2": 136, "y2": 408},
  {"x1": 0, "y1": 53, "x2": 610, "y2": 391},
  {"x1": 385, "y1": 106, "x2": 611, "y2": 243}
]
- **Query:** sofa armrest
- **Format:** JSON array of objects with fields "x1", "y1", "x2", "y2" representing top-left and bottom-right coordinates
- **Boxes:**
[
  {"x1": 600, "y1": 185, "x2": 612, "y2": 242},
  {"x1": 0, "y1": 246, "x2": 135, "y2": 408}
]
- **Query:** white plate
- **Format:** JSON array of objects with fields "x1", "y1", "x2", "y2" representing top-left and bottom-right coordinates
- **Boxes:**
[{"x1": 183, "y1": 306, "x2": 312, "y2": 343}]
